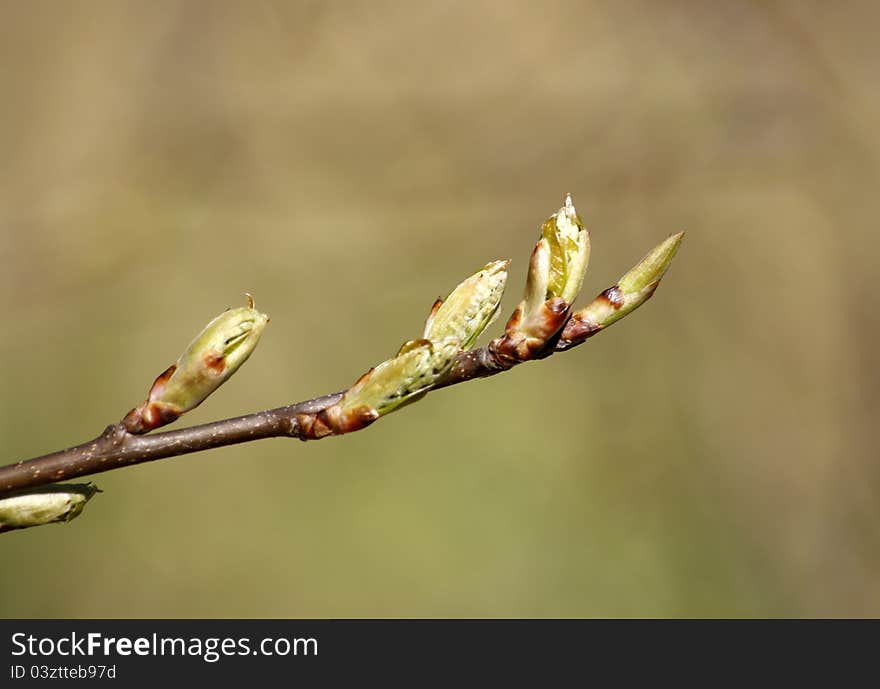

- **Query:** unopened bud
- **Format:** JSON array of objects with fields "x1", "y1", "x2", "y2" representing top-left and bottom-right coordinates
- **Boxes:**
[
  {"x1": 0, "y1": 483, "x2": 99, "y2": 533},
  {"x1": 297, "y1": 337, "x2": 460, "y2": 439},
  {"x1": 618, "y1": 231, "x2": 683, "y2": 295},
  {"x1": 562, "y1": 232, "x2": 684, "y2": 345},
  {"x1": 493, "y1": 195, "x2": 590, "y2": 362},
  {"x1": 123, "y1": 295, "x2": 269, "y2": 433},
  {"x1": 424, "y1": 260, "x2": 509, "y2": 350}
]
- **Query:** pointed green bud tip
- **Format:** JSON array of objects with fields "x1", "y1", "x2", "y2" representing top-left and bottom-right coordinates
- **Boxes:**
[
  {"x1": 618, "y1": 231, "x2": 684, "y2": 295},
  {"x1": 563, "y1": 232, "x2": 684, "y2": 343},
  {"x1": 540, "y1": 193, "x2": 591, "y2": 304},
  {"x1": 424, "y1": 260, "x2": 509, "y2": 350},
  {"x1": 123, "y1": 294, "x2": 269, "y2": 433},
  {"x1": 0, "y1": 483, "x2": 100, "y2": 533}
]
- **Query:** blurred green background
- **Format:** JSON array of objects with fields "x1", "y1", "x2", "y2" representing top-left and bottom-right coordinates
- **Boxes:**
[{"x1": 1, "y1": 0, "x2": 877, "y2": 618}]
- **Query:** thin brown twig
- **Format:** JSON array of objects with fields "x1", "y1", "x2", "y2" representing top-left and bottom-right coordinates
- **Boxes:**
[
  {"x1": 0, "y1": 215, "x2": 684, "y2": 510},
  {"x1": 0, "y1": 333, "x2": 593, "y2": 496}
]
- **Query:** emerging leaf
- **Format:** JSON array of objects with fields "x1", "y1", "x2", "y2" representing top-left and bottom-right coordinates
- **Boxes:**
[
  {"x1": 339, "y1": 337, "x2": 460, "y2": 418},
  {"x1": 540, "y1": 194, "x2": 591, "y2": 304},
  {"x1": 424, "y1": 260, "x2": 509, "y2": 350},
  {"x1": 296, "y1": 337, "x2": 461, "y2": 439},
  {"x1": 494, "y1": 195, "x2": 591, "y2": 362}
]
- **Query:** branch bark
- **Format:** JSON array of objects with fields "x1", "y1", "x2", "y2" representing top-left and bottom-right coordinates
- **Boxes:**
[
  {"x1": 0, "y1": 225, "x2": 683, "y2": 506},
  {"x1": 0, "y1": 337, "x2": 581, "y2": 495}
]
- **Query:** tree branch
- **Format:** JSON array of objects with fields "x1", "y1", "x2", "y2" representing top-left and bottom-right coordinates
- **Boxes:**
[
  {"x1": 0, "y1": 194, "x2": 684, "y2": 534},
  {"x1": 0, "y1": 336, "x2": 577, "y2": 495}
]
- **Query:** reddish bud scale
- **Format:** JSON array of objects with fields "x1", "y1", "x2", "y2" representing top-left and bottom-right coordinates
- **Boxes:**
[
  {"x1": 122, "y1": 365, "x2": 183, "y2": 433},
  {"x1": 295, "y1": 405, "x2": 379, "y2": 440},
  {"x1": 560, "y1": 314, "x2": 602, "y2": 344},
  {"x1": 122, "y1": 298, "x2": 269, "y2": 434},
  {"x1": 491, "y1": 297, "x2": 570, "y2": 364}
]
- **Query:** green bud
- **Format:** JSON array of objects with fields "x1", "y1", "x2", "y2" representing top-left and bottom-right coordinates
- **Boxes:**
[
  {"x1": 0, "y1": 484, "x2": 99, "y2": 533},
  {"x1": 298, "y1": 337, "x2": 461, "y2": 439},
  {"x1": 123, "y1": 295, "x2": 269, "y2": 433},
  {"x1": 563, "y1": 232, "x2": 684, "y2": 344},
  {"x1": 424, "y1": 260, "x2": 509, "y2": 350},
  {"x1": 340, "y1": 337, "x2": 460, "y2": 418},
  {"x1": 495, "y1": 195, "x2": 590, "y2": 362},
  {"x1": 618, "y1": 231, "x2": 683, "y2": 295},
  {"x1": 540, "y1": 193, "x2": 591, "y2": 304}
]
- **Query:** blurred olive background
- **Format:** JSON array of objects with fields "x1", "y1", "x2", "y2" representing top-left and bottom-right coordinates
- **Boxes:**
[{"x1": 1, "y1": 0, "x2": 877, "y2": 618}]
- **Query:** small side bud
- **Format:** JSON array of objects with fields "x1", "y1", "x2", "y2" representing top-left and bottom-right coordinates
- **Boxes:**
[
  {"x1": 297, "y1": 337, "x2": 460, "y2": 439},
  {"x1": 562, "y1": 232, "x2": 684, "y2": 345},
  {"x1": 123, "y1": 296, "x2": 269, "y2": 433},
  {"x1": 492, "y1": 195, "x2": 591, "y2": 362},
  {"x1": 424, "y1": 260, "x2": 509, "y2": 350},
  {"x1": 0, "y1": 483, "x2": 100, "y2": 533}
]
